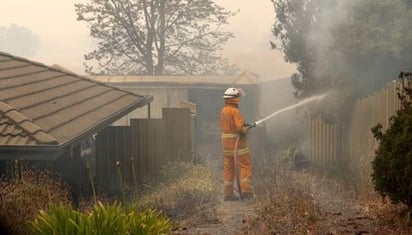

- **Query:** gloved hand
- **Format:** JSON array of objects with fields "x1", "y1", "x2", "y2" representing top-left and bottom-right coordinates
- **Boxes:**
[{"x1": 243, "y1": 122, "x2": 256, "y2": 129}]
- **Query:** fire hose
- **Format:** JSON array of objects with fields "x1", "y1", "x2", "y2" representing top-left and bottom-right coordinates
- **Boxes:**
[
  {"x1": 233, "y1": 122, "x2": 256, "y2": 201},
  {"x1": 232, "y1": 93, "x2": 328, "y2": 200}
]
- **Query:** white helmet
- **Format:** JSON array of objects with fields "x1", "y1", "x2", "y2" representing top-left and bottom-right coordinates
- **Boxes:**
[{"x1": 223, "y1": 87, "x2": 244, "y2": 99}]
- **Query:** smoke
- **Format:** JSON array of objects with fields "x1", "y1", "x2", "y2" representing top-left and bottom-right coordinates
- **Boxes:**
[
  {"x1": 303, "y1": 0, "x2": 412, "y2": 98},
  {"x1": 307, "y1": 0, "x2": 358, "y2": 81},
  {"x1": 306, "y1": 0, "x2": 356, "y2": 57},
  {"x1": 0, "y1": 24, "x2": 40, "y2": 57},
  {"x1": 262, "y1": 1, "x2": 412, "y2": 191}
]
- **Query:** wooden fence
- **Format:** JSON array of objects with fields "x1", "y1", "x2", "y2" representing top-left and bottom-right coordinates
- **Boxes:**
[
  {"x1": 308, "y1": 117, "x2": 343, "y2": 165},
  {"x1": 308, "y1": 81, "x2": 401, "y2": 179},
  {"x1": 95, "y1": 107, "x2": 192, "y2": 191}
]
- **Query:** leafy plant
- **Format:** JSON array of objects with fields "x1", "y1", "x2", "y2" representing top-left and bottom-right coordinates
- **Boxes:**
[
  {"x1": 29, "y1": 204, "x2": 83, "y2": 235},
  {"x1": 128, "y1": 208, "x2": 172, "y2": 235},
  {"x1": 87, "y1": 201, "x2": 127, "y2": 235},
  {"x1": 371, "y1": 73, "x2": 412, "y2": 211},
  {"x1": 28, "y1": 201, "x2": 171, "y2": 235}
]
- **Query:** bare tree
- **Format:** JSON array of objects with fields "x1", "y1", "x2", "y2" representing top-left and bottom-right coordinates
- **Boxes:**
[{"x1": 75, "y1": 0, "x2": 238, "y2": 75}]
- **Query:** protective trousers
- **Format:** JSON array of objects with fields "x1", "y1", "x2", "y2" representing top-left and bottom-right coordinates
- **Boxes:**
[{"x1": 222, "y1": 134, "x2": 252, "y2": 196}]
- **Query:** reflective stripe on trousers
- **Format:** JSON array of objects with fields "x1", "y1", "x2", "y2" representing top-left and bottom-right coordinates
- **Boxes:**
[{"x1": 223, "y1": 147, "x2": 250, "y2": 156}]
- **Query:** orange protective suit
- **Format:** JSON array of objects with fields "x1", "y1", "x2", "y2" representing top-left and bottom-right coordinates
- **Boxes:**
[{"x1": 220, "y1": 97, "x2": 252, "y2": 197}]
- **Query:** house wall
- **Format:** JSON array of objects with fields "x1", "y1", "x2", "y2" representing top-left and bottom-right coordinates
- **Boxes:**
[
  {"x1": 105, "y1": 83, "x2": 260, "y2": 146},
  {"x1": 111, "y1": 86, "x2": 188, "y2": 125}
]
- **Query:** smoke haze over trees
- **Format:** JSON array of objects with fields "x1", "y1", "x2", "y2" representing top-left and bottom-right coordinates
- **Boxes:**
[
  {"x1": 271, "y1": 0, "x2": 412, "y2": 100},
  {"x1": 75, "y1": 0, "x2": 239, "y2": 75},
  {"x1": 0, "y1": 24, "x2": 40, "y2": 57}
]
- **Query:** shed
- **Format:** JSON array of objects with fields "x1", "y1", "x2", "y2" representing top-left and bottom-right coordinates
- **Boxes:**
[
  {"x1": 0, "y1": 51, "x2": 153, "y2": 161},
  {"x1": 91, "y1": 71, "x2": 260, "y2": 141}
]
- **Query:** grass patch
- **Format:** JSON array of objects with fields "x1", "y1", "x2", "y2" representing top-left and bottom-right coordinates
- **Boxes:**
[
  {"x1": 242, "y1": 148, "x2": 321, "y2": 234},
  {"x1": 243, "y1": 144, "x2": 412, "y2": 234},
  {"x1": 136, "y1": 161, "x2": 219, "y2": 227}
]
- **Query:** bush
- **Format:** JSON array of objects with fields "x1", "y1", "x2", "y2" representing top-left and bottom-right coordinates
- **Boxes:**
[
  {"x1": 371, "y1": 77, "x2": 412, "y2": 211},
  {"x1": 0, "y1": 168, "x2": 71, "y2": 235},
  {"x1": 28, "y1": 201, "x2": 171, "y2": 235}
]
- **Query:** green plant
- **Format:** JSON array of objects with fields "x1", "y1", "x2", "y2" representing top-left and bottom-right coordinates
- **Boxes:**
[
  {"x1": 127, "y1": 208, "x2": 172, "y2": 235},
  {"x1": 29, "y1": 204, "x2": 83, "y2": 235},
  {"x1": 28, "y1": 201, "x2": 171, "y2": 235},
  {"x1": 371, "y1": 75, "x2": 412, "y2": 211},
  {"x1": 87, "y1": 201, "x2": 127, "y2": 234}
]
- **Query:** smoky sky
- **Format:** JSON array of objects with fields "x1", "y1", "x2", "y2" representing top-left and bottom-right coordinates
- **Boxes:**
[
  {"x1": 0, "y1": 0, "x2": 296, "y2": 79},
  {"x1": 304, "y1": 0, "x2": 411, "y2": 97}
]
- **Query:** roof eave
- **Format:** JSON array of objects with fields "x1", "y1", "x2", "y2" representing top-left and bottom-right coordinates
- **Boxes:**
[
  {"x1": 0, "y1": 95, "x2": 153, "y2": 160},
  {"x1": 58, "y1": 94, "x2": 153, "y2": 149},
  {"x1": 0, "y1": 145, "x2": 64, "y2": 160}
]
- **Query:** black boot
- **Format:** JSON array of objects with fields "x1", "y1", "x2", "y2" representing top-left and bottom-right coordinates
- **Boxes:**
[
  {"x1": 240, "y1": 192, "x2": 254, "y2": 201},
  {"x1": 224, "y1": 194, "x2": 239, "y2": 201}
]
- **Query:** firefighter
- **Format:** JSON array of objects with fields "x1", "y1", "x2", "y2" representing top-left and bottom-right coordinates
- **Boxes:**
[{"x1": 220, "y1": 87, "x2": 254, "y2": 201}]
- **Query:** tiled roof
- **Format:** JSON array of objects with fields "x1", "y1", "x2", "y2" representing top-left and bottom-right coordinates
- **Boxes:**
[{"x1": 0, "y1": 51, "x2": 152, "y2": 149}]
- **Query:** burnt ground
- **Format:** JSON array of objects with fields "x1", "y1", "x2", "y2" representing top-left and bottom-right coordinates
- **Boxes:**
[{"x1": 172, "y1": 140, "x2": 411, "y2": 235}]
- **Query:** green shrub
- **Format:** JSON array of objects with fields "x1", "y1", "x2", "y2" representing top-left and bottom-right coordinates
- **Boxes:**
[
  {"x1": 28, "y1": 204, "x2": 83, "y2": 235},
  {"x1": 127, "y1": 207, "x2": 172, "y2": 235},
  {"x1": 86, "y1": 201, "x2": 128, "y2": 234},
  {"x1": 28, "y1": 201, "x2": 171, "y2": 235},
  {"x1": 371, "y1": 78, "x2": 412, "y2": 210}
]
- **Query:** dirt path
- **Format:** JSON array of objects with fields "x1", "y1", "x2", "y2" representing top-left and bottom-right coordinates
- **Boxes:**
[{"x1": 180, "y1": 145, "x2": 257, "y2": 235}]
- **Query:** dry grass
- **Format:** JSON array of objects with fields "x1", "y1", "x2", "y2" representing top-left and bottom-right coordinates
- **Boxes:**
[
  {"x1": 0, "y1": 161, "x2": 220, "y2": 234},
  {"x1": 240, "y1": 147, "x2": 412, "y2": 234},
  {"x1": 0, "y1": 168, "x2": 71, "y2": 235},
  {"x1": 240, "y1": 149, "x2": 322, "y2": 234},
  {"x1": 1, "y1": 150, "x2": 409, "y2": 234},
  {"x1": 136, "y1": 162, "x2": 219, "y2": 228}
]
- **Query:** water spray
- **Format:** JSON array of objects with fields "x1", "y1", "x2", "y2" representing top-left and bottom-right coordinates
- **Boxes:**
[{"x1": 249, "y1": 93, "x2": 329, "y2": 127}]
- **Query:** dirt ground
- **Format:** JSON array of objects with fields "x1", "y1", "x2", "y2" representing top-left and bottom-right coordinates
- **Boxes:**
[
  {"x1": 173, "y1": 145, "x2": 257, "y2": 235},
  {"x1": 172, "y1": 140, "x2": 411, "y2": 235}
]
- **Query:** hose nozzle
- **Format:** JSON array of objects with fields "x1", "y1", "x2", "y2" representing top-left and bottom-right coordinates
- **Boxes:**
[{"x1": 244, "y1": 122, "x2": 256, "y2": 129}]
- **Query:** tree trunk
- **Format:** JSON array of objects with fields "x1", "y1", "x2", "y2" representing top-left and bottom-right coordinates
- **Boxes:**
[
  {"x1": 144, "y1": 0, "x2": 155, "y2": 74},
  {"x1": 155, "y1": 0, "x2": 166, "y2": 75}
]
